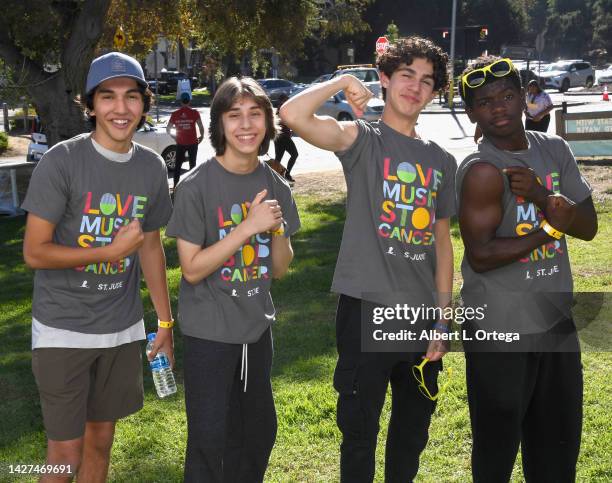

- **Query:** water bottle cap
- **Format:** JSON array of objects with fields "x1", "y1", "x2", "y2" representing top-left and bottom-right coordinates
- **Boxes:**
[{"x1": 146, "y1": 333, "x2": 156, "y2": 342}]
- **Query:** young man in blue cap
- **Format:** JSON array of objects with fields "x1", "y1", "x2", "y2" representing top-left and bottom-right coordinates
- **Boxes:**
[
  {"x1": 457, "y1": 56, "x2": 597, "y2": 482},
  {"x1": 22, "y1": 52, "x2": 174, "y2": 482},
  {"x1": 167, "y1": 91, "x2": 205, "y2": 189}
]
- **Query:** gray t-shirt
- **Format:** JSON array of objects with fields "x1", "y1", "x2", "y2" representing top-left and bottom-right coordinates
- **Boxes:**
[
  {"x1": 333, "y1": 120, "x2": 457, "y2": 305},
  {"x1": 22, "y1": 133, "x2": 172, "y2": 334},
  {"x1": 456, "y1": 131, "x2": 592, "y2": 329},
  {"x1": 165, "y1": 158, "x2": 300, "y2": 344}
]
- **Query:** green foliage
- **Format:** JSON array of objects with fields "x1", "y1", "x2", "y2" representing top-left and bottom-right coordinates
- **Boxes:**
[
  {"x1": 591, "y1": 0, "x2": 612, "y2": 50},
  {"x1": 0, "y1": 131, "x2": 8, "y2": 153},
  {"x1": 385, "y1": 21, "x2": 400, "y2": 43}
]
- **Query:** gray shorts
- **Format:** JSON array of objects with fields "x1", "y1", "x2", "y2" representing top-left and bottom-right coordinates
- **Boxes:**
[{"x1": 31, "y1": 341, "x2": 144, "y2": 441}]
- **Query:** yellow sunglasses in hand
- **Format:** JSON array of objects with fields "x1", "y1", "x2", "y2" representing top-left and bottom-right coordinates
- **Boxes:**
[{"x1": 412, "y1": 357, "x2": 453, "y2": 401}]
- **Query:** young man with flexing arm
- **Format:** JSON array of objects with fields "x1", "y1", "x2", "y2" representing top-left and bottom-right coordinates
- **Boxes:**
[
  {"x1": 281, "y1": 37, "x2": 455, "y2": 482},
  {"x1": 457, "y1": 56, "x2": 597, "y2": 483},
  {"x1": 22, "y1": 52, "x2": 174, "y2": 483}
]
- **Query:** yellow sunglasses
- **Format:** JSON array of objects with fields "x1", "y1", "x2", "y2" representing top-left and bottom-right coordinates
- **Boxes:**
[
  {"x1": 411, "y1": 357, "x2": 453, "y2": 401},
  {"x1": 461, "y1": 58, "x2": 515, "y2": 97}
]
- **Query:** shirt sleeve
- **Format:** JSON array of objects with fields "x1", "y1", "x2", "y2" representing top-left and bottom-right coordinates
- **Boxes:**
[
  {"x1": 21, "y1": 146, "x2": 70, "y2": 224},
  {"x1": 142, "y1": 157, "x2": 173, "y2": 232},
  {"x1": 334, "y1": 120, "x2": 373, "y2": 173},
  {"x1": 165, "y1": 177, "x2": 206, "y2": 246},
  {"x1": 435, "y1": 151, "x2": 458, "y2": 219}
]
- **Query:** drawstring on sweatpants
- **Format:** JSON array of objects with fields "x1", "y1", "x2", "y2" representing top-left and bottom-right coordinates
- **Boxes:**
[{"x1": 240, "y1": 343, "x2": 248, "y2": 392}]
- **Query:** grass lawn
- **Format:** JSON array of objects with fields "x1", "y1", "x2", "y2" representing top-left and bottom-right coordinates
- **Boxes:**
[{"x1": 0, "y1": 169, "x2": 610, "y2": 482}]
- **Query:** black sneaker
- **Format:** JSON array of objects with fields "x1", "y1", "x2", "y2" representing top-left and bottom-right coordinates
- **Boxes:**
[{"x1": 285, "y1": 172, "x2": 295, "y2": 183}]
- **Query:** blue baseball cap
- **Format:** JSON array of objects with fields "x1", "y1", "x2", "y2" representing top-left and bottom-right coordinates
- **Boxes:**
[{"x1": 86, "y1": 52, "x2": 148, "y2": 94}]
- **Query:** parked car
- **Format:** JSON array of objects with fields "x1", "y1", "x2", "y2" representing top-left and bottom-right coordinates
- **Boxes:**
[
  {"x1": 537, "y1": 60, "x2": 595, "y2": 92},
  {"x1": 316, "y1": 91, "x2": 385, "y2": 122},
  {"x1": 597, "y1": 64, "x2": 612, "y2": 85},
  {"x1": 312, "y1": 73, "x2": 332, "y2": 84},
  {"x1": 134, "y1": 122, "x2": 177, "y2": 171},
  {"x1": 257, "y1": 78, "x2": 296, "y2": 106},
  {"x1": 147, "y1": 71, "x2": 198, "y2": 95},
  {"x1": 330, "y1": 64, "x2": 382, "y2": 98},
  {"x1": 27, "y1": 122, "x2": 178, "y2": 171},
  {"x1": 27, "y1": 132, "x2": 47, "y2": 162}
]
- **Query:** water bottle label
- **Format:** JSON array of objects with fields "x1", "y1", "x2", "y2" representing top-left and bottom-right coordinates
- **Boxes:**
[{"x1": 150, "y1": 354, "x2": 170, "y2": 370}]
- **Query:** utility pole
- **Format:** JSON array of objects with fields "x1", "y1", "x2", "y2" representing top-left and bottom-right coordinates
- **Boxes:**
[
  {"x1": 154, "y1": 43, "x2": 159, "y2": 122},
  {"x1": 448, "y1": 0, "x2": 458, "y2": 109}
]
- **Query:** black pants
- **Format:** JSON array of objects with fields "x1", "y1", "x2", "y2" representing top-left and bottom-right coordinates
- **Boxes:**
[
  {"x1": 465, "y1": 344, "x2": 582, "y2": 483},
  {"x1": 174, "y1": 143, "x2": 198, "y2": 188},
  {"x1": 183, "y1": 329, "x2": 276, "y2": 483},
  {"x1": 525, "y1": 114, "x2": 550, "y2": 133},
  {"x1": 334, "y1": 295, "x2": 438, "y2": 483},
  {"x1": 274, "y1": 135, "x2": 298, "y2": 174}
]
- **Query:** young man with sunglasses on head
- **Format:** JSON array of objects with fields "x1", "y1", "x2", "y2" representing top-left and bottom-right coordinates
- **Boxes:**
[
  {"x1": 22, "y1": 52, "x2": 174, "y2": 482},
  {"x1": 457, "y1": 56, "x2": 597, "y2": 483},
  {"x1": 281, "y1": 37, "x2": 456, "y2": 482}
]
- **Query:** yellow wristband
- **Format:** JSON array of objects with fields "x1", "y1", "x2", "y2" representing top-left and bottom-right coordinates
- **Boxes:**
[
  {"x1": 158, "y1": 319, "x2": 174, "y2": 329},
  {"x1": 270, "y1": 223, "x2": 285, "y2": 237},
  {"x1": 541, "y1": 220, "x2": 564, "y2": 240}
]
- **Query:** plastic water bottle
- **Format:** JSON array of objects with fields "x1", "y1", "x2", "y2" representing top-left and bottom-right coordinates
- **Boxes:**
[{"x1": 146, "y1": 333, "x2": 177, "y2": 398}]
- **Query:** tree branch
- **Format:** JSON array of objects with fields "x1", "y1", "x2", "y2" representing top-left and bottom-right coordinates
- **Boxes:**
[{"x1": 0, "y1": 29, "x2": 49, "y2": 87}]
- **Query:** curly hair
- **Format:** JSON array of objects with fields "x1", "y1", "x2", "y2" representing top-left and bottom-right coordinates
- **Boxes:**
[
  {"x1": 209, "y1": 77, "x2": 278, "y2": 156},
  {"x1": 80, "y1": 84, "x2": 152, "y2": 130},
  {"x1": 376, "y1": 36, "x2": 449, "y2": 98},
  {"x1": 459, "y1": 56, "x2": 522, "y2": 109}
]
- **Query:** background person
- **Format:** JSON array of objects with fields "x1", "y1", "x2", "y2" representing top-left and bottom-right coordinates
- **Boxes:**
[
  {"x1": 274, "y1": 93, "x2": 299, "y2": 183},
  {"x1": 525, "y1": 79, "x2": 553, "y2": 132},
  {"x1": 167, "y1": 92, "x2": 204, "y2": 189}
]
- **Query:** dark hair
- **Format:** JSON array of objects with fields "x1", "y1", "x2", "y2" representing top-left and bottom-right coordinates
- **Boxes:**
[
  {"x1": 527, "y1": 79, "x2": 542, "y2": 93},
  {"x1": 80, "y1": 83, "x2": 152, "y2": 130},
  {"x1": 459, "y1": 56, "x2": 522, "y2": 109},
  {"x1": 209, "y1": 77, "x2": 278, "y2": 156},
  {"x1": 376, "y1": 36, "x2": 449, "y2": 100}
]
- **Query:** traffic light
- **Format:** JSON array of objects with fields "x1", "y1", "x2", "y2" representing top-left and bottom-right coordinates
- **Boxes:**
[
  {"x1": 479, "y1": 27, "x2": 488, "y2": 40},
  {"x1": 442, "y1": 30, "x2": 449, "y2": 39}
]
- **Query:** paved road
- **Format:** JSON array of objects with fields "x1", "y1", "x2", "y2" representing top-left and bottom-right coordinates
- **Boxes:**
[
  {"x1": 2, "y1": 91, "x2": 610, "y2": 181},
  {"x1": 174, "y1": 92, "x2": 610, "y2": 182}
]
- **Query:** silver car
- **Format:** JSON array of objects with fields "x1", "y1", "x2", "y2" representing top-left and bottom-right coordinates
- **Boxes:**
[
  {"x1": 330, "y1": 65, "x2": 382, "y2": 98},
  {"x1": 538, "y1": 60, "x2": 595, "y2": 92},
  {"x1": 316, "y1": 91, "x2": 385, "y2": 122},
  {"x1": 597, "y1": 64, "x2": 612, "y2": 85}
]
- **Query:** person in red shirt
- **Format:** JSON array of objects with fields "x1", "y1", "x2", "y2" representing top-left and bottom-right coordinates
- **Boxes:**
[{"x1": 167, "y1": 92, "x2": 205, "y2": 189}]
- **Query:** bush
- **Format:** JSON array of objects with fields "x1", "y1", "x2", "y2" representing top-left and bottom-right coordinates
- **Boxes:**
[{"x1": 0, "y1": 131, "x2": 8, "y2": 154}]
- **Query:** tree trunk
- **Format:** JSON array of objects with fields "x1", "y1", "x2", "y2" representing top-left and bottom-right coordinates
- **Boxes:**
[
  {"x1": 0, "y1": 0, "x2": 111, "y2": 147},
  {"x1": 30, "y1": 74, "x2": 89, "y2": 147}
]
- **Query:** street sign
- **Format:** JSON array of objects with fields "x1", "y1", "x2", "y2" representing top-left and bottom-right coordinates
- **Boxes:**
[
  {"x1": 113, "y1": 27, "x2": 126, "y2": 50},
  {"x1": 501, "y1": 45, "x2": 535, "y2": 60},
  {"x1": 376, "y1": 36, "x2": 389, "y2": 55}
]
